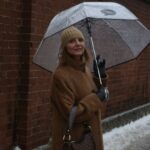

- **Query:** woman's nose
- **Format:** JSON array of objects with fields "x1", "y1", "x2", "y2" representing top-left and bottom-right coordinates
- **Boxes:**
[{"x1": 75, "y1": 39, "x2": 80, "y2": 45}]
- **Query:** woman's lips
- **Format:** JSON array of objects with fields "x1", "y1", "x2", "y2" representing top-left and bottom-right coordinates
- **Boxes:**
[{"x1": 73, "y1": 47, "x2": 83, "y2": 51}]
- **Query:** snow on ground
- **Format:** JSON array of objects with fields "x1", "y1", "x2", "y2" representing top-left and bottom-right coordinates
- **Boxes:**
[{"x1": 103, "y1": 114, "x2": 150, "y2": 150}]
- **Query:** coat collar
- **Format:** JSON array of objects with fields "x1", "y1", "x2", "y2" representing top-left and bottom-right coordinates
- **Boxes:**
[{"x1": 59, "y1": 52, "x2": 86, "y2": 72}]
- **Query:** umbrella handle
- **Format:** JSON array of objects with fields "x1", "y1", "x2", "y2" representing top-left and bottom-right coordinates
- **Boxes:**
[
  {"x1": 86, "y1": 18, "x2": 102, "y2": 86},
  {"x1": 89, "y1": 36, "x2": 102, "y2": 86}
]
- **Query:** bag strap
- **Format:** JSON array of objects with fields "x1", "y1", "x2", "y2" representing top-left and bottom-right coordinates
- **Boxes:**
[
  {"x1": 68, "y1": 105, "x2": 78, "y2": 130},
  {"x1": 63, "y1": 105, "x2": 91, "y2": 142},
  {"x1": 67, "y1": 105, "x2": 91, "y2": 131},
  {"x1": 63, "y1": 105, "x2": 77, "y2": 142}
]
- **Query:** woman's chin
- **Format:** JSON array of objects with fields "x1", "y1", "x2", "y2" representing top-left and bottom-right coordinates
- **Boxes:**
[{"x1": 72, "y1": 51, "x2": 84, "y2": 56}]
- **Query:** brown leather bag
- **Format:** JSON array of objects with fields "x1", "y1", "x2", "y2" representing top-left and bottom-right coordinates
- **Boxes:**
[{"x1": 63, "y1": 106, "x2": 96, "y2": 150}]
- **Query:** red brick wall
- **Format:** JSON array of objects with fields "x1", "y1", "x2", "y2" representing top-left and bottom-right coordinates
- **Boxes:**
[
  {"x1": 0, "y1": 0, "x2": 149, "y2": 149},
  {"x1": 0, "y1": 0, "x2": 24, "y2": 149}
]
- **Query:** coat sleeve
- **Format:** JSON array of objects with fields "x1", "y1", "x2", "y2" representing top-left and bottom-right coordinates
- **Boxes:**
[{"x1": 51, "y1": 73, "x2": 103, "y2": 123}]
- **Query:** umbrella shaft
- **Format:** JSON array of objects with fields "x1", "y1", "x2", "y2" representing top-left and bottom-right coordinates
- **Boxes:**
[{"x1": 89, "y1": 36, "x2": 102, "y2": 85}]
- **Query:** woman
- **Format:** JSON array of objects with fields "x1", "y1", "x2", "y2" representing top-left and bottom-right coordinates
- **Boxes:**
[{"x1": 51, "y1": 26, "x2": 108, "y2": 150}]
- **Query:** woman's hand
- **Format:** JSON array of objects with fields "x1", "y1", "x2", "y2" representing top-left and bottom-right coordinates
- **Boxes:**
[
  {"x1": 93, "y1": 55, "x2": 106, "y2": 78},
  {"x1": 96, "y1": 86, "x2": 109, "y2": 102}
]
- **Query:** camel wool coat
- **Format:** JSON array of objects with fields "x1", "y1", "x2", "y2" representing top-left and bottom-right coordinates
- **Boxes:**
[{"x1": 51, "y1": 60, "x2": 107, "y2": 150}]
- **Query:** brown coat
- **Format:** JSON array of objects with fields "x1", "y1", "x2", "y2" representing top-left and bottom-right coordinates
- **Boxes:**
[{"x1": 51, "y1": 60, "x2": 107, "y2": 150}]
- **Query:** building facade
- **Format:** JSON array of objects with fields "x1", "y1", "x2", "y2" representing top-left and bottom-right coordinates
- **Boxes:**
[{"x1": 0, "y1": 0, "x2": 149, "y2": 149}]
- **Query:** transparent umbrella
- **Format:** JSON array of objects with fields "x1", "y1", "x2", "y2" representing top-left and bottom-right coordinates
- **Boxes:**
[{"x1": 33, "y1": 2, "x2": 150, "y2": 81}]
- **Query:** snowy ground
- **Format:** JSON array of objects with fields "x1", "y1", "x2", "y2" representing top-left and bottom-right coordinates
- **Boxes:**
[
  {"x1": 32, "y1": 114, "x2": 150, "y2": 150},
  {"x1": 103, "y1": 114, "x2": 150, "y2": 150}
]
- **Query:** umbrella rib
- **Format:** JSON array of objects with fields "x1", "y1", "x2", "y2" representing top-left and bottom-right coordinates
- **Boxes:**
[
  {"x1": 45, "y1": 4, "x2": 90, "y2": 38},
  {"x1": 102, "y1": 19, "x2": 134, "y2": 57}
]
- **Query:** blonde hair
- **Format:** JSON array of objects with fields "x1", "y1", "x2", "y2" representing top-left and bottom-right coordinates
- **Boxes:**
[{"x1": 58, "y1": 26, "x2": 91, "y2": 67}]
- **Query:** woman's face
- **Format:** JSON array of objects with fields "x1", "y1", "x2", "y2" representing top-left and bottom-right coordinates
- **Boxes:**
[{"x1": 66, "y1": 38, "x2": 85, "y2": 56}]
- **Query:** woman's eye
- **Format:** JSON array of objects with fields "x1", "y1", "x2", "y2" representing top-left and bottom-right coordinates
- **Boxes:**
[
  {"x1": 78, "y1": 38, "x2": 84, "y2": 42},
  {"x1": 69, "y1": 39, "x2": 75, "y2": 43},
  {"x1": 69, "y1": 38, "x2": 84, "y2": 43}
]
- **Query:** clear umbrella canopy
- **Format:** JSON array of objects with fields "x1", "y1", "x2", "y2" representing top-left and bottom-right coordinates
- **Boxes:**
[{"x1": 33, "y1": 2, "x2": 150, "y2": 72}]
